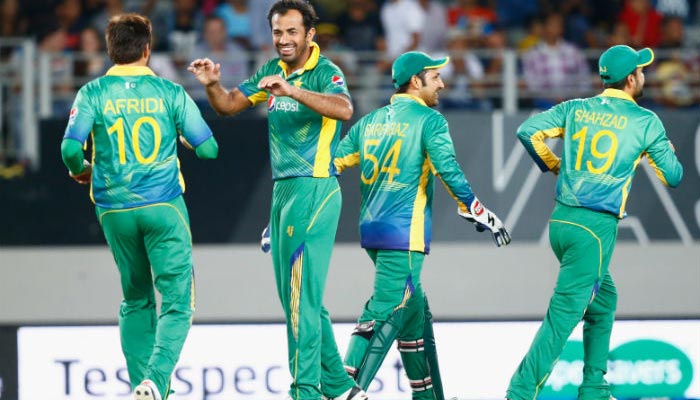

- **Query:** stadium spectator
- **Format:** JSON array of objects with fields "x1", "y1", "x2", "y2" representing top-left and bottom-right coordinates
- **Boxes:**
[
  {"x1": 606, "y1": 21, "x2": 632, "y2": 46},
  {"x1": 166, "y1": 0, "x2": 203, "y2": 67},
  {"x1": 558, "y1": 0, "x2": 596, "y2": 48},
  {"x1": 248, "y1": 0, "x2": 276, "y2": 52},
  {"x1": 447, "y1": 0, "x2": 497, "y2": 44},
  {"x1": 215, "y1": 0, "x2": 252, "y2": 50},
  {"x1": 651, "y1": 15, "x2": 700, "y2": 107},
  {"x1": 77, "y1": 0, "x2": 105, "y2": 26},
  {"x1": 0, "y1": 0, "x2": 25, "y2": 38},
  {"x1": 55, "y1": 0, "x2": 84, "y2": 50},
  {"x1": 439, "y1": 28, "x2": 490, "y2": 110},
  {"x1": 584, "y1": 0, "x2": 625, "y2": 47},
  {"x1": 335, "y1": 0, "x2": 385, "y2": 65},
  {"x1": 618, "y1": 0, "x2": 663, "y2": 48},
  {"x1": 73, "y1": 26, "x2": 109, "y2": 85},
  {"x1": 90, "y1": 0, "x2": 127, "y2": 36},
  {"x1": 521, "y1": 12, "x2": 591, "y2": 108},
  {"x1": 381, "y1": 0, "x2": 425, "y2": 60},
  {"x1": 517, "y1": 15, "x2": 543, "y2": 51},
  {"x1": 184, "y1": 15, "x2": 249, "y2": 108},
  {"x1": 36, "y1": 22, "x2": 74, "y2": 113},
  {"x1": 417, "y1": 0, "x2": 448, "y2": 54},
  {"x1": 314, "y1": 22, "x2": 357, "y2": 75}
]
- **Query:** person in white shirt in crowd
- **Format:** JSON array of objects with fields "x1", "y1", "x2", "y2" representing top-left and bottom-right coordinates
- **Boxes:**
[
  {"x1": 184, "y1": 15, "x2": 249, "y2": 109},
  {"x1": 380, "y1": 0, "x2": 425, "y2": 63},
  {"x1": 417, "y1": 0, "x2": 448, "y2": 54}
]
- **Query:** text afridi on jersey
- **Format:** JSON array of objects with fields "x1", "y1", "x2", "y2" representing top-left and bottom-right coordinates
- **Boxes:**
[{"x1": 103, "y1": 98, "x2": 165, "y2": 115}]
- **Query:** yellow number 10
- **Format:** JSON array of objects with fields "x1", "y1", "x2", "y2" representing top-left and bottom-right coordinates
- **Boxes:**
[
  {"x1": 107, "y1": 116, "x2": 162, "y2": 164},
  {"x1": 571, "y1": 126, "x2": 618, "y2": 174}
]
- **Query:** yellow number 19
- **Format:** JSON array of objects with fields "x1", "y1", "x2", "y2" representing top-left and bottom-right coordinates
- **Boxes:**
[{"x1": 571, "y1": 126, "x2": 618, "y2": 174}]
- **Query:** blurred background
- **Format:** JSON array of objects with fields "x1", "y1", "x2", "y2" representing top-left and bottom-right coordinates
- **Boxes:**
[{"x1": 0, "y1": 0, "x2": 699, "y2": 399}]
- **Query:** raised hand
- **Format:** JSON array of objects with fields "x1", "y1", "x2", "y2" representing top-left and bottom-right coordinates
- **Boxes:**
[
  {"x1": 187, "y1": 58, "x2": 221, "y2": 87},
  {"x1": 257, "y1": 75, "x2": 295, "y2": 97}
]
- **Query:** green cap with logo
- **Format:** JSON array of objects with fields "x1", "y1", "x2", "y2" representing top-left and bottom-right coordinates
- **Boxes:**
[
  {"x1": 598, "y1": 45, "x2": 654, "y2": 84},
  {"x1": 392, "y1": 51, "x2": 449, "y2": 88}
]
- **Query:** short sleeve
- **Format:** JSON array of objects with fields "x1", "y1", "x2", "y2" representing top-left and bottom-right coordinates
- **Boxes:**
[
  {"x1": 238, "y1": 60, "x2": 272, "y2": 106},
  {"x1": 63, "y1": 86, "x2": 96, "y2": 144},
  {"x1": 174, "y1": 85, "x2": 213, "y2": 147},
  {"x1": 315, "y1": 63, "x2": 351, "y2": 99}
]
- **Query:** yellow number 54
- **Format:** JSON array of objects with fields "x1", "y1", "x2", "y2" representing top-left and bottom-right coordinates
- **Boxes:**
[{"x1": 361, "y1": 139, "x2": 402, "y2": 184}]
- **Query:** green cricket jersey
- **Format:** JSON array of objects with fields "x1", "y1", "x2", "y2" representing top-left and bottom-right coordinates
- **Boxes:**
[
  {"x1": 518, "y1": 88, "x2": 683, "y2": 218},
  {"x1": 63, "y1": 65, "x2": 214, "y2": 209},
  {"x1": 238, "y1": 42, "x2": 350, "y2": 179},
  {"x1": 334, "y1": 94, "x2": 476, "y2": 253}
]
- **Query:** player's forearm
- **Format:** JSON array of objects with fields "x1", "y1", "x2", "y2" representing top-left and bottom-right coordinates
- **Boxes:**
[
  {"x1": 61, "y1": 139, "x2": 86, "y2": 175},
  {"x1": 205, "y1": 84, "x2": 248, "y2": 116},
  {"x1": 517, "y1": 127, "x2": 558, "y2": 172},
  {"x1": 290, "y1": 88, "x2": 353, "y2": 121},
  {"x1": 194, "y1": 136, "x2": 219, "y2": 159},
  {"x1": 436, "y1": 166, "x2": 476, "y2": 208}
]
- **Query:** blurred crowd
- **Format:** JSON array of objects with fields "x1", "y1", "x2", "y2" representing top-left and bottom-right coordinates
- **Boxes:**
[{"x1": 0, "y1": 0, "x2": 699, "y2": 169}]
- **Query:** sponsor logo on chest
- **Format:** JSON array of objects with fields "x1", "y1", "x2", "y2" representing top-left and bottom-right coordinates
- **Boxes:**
[{"x1": 267, "y1": 95, "x2": 300, "y2": 113}]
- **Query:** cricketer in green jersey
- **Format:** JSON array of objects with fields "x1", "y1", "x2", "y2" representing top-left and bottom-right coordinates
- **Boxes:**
[
  {"x1": 507, "y1": 45, "x2": 683, "y2": 400},
  {"x1": 61, "y1": 14, "x2": 219, "y2": 400},
  {"x1": 187, "y1": 1, "x2": 366, "y2": 399},
  {"x1": 334, "y1": 51, "x2": 511, "y2": 400}
]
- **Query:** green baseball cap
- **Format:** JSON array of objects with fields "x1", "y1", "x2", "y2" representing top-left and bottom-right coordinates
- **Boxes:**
[
  {"x1": 598, "y1": 45, "x2": 654, "y2": 84},
  {"x1": 391, "y1": 51, "x2": 449, "y2": 88}
]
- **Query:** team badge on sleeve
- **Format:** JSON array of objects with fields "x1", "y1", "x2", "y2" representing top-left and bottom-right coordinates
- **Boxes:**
[
  {"x1": 68, "y1": 108, "x2": 78, "y2": 125},
  {"x1": 331, "y1": 75, "x2": 344, "y2": 86}
]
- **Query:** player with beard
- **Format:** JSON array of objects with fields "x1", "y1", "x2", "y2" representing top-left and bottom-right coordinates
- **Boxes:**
[
  {"x1": 506, "y1": 45, "x2": 683, "y2": 400},
  {"x1": 187, "y1": 1, "x2": 365, "y2": 399},
  {"x1": 334, "y1": 51, "x2": 510, "y2": 400}
]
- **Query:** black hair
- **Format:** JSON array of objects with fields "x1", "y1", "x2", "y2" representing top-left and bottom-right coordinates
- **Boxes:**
[
  {"x1": 203, "y1": 14, "x2": 226, "y2": 26},
  {"x1": 106, "y1": 13, "x2": 152, "y2": 64},
  {"x1": 603, "y1": 72, "x2": 632, "y2": 89},
  {"x1": 267, "y1": 0, "x2": 318, "y2": 33},
  {"x1": 395, "y1": 70, "x2": 429, "y2": 94}
]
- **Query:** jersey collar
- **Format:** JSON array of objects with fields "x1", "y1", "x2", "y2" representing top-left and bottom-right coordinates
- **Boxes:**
[
  {"x1": 599, "y1": 88, "x2": 637, "y2": 104},
  {"x1": 390, "y1": 93, "x2": 427, "y2": 106},
  {"x1": 105, "y1": 65, "x2": 156, "y2": 76},
  {"x1": 278, "y1": 42, "x2": 320, "y2": 78}
]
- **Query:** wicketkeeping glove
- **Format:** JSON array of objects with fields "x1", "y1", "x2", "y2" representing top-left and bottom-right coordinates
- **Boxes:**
[
  {"x1": 261, "y1": 224, "x2": 271, "y2": 253},
  {"x1": 458, "y1": 198, "x2": 511, "y2": 247}
]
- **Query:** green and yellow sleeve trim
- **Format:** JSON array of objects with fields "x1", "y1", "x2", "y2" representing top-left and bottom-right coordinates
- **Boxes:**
[
  {"x1": 334, "y1": 152, "x2": 360, "y2": 173},
  {"x1": 520, "y1": 127, "x2": 563, "y2": 172}
]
